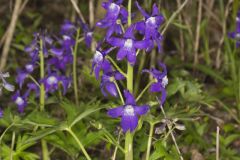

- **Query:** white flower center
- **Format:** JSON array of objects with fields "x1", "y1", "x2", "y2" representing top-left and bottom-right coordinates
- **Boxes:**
[
  {"x1": 94, "y1": 51, "x2": 103, "y2": 63},
  {"x1": 162, "y1": 76, "x2": 168, "y2": 88},
  {"x1": 146, "y1": 17, "x2": 156, "y2": 26},
  {"x1": 124, "y1": 105, "x2": 135, "y2": 116},
  {"x1": 63, "y1": 35, "x2": 71, "y2": 40},
  {"x1": 15, "y1": 97, "x2": 24, "y2": 105},
  {"x1": 25, "y1": 64, "x2": 33, "y2": 71},
  {"x1": 236, "y1": 17, "x2": 240, "y2": 22},
  {"x1": 87, "y1": 32, "x2": 93, "y2": 37},
  {"x1": 109, "y1": 3, "x2": 120, "y2": 11},
  {"x1": 124, "y1": 39, "x2": 133, "y2": 49},
  {"x1": 47, "y1": 76, "x2": 58, "y2": 85}
]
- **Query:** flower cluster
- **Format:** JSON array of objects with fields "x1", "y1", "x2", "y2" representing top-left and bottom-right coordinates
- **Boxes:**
[
  {"x1": 12, "y1": 19, "x2": 92, "y2": 112},
  {"x1": 229, "y1": 10, "x2": 240, "y2": 47},
  {"x1": 93, "y1": 0, "x2": 168, "y2": 132}
]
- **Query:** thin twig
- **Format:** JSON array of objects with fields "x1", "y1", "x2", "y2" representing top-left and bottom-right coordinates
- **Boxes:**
[
  {"x1": 193, "y1": 0, "x2": 202, "y2": 65},
  {"x1": 215, "y1": 0, "x2": 233, "y2": 69},
  {"x1": 70, "y1": 0, "x2": 86, "y2": 23},
  {"x1": 0, "y1": 0, "x2": 28, "y2": 47},
  {"x1": 216, "y1": 126, "x2": 220, "y2": 160},
  {"x1": 177, "y1": 0, "x2": 185, "y2": 61},
  {"x1": 89, "y1": 0, "x2": 96, "y2": 52},
  {"x1": 18, "y1": 0, "x2": 28, "y2": 14},
  {"x1": 0, "y1": 0, "x2": 22, "y2": 70},
  {"x1": 112, "y1": 130, "x2": 122, "y2": 160},
  {"x1": 161, "y1": 0, "x2": 189, "y2": 35},
  {"x1": 156, "y1": 97, "x2": 184, "y2": 160}
]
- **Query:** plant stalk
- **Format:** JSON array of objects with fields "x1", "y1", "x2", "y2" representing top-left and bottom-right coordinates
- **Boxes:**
[
  {"x1": 125, "y1": 0, "x2": 133, "y2": 160},
  {"x1": 146, "y1": 123, "x2": 154, "y2": 160},
  {"x1": 39, "y1": 38, "x2": 50, "y2": 160},
  {"x1": 66, "y1": 128, "x2": 91, "y2": 160}
]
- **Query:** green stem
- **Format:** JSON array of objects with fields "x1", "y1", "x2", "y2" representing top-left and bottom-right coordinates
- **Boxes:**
[
  {"x1": 146, "y1": 123, "x2": 154, "y2": 160},
  {"x1": 136, "y1": 80, "x2": 154, "y2": 102},
  {"x1": 125, "y1": 131, "x2": 133, "y2": 160},
  {"x1": 39, "y1": 39, "x2": 45, "y2": 111},
  {"x1": 39, "y1": 39, "x2": 49, "y2": 160},
  {"x1": 41, "y1": 139, "x2": 49, "y2": 160},
  {"x1": 125, "y1": 0, "x2": 133, "y2": 160},
  {"x1": 73, "y1": 29, "x2": 80, "y2": 106},
  {"x1": 114, "y1": 81, "x2": 124, "y2": 104},
  {"x1": 66, "y1": 128, "x2": 91, "y2": 160},
  {"x1": 10, "y1": 131, "x2": 15, "y2": 160},
  {"x1": 106, "y1": 56, "x2": 127, "y2": 77}
]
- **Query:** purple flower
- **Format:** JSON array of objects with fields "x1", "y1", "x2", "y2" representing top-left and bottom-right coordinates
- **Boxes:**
[
  {"x1": 108, "y1": 90, "x2": 149, "y2": 132},
  {"x1": 60, "y1": 20, "x2": 76, "y2": 36},
  {"x1": 107, "y1": 25, "x2": 150, "y2": 65},
  {"x1": 96, "y1": 0, "x2": 128, "y2": 38},
  {"x1": 101, "y1": 71, "x2": 125, "y2": 97},
  {"x1": 135, "y1": 2, "x2": 164, "y2": 52},
  {"x1": 229, "y1": 10, "x2": 240, "y2": 47},
  {"x1": 16, "y1": 70, "x2": 28, "y2": 88},
  {"x1": 78, "y1": 19, "x2": 94, "y2": 48},
  {"x1": 12, "y1": 91, "x2": 28, "y2": 113},
  {"x1": 92, "y1": 44, "x2": 115, "y2": 79},
  {"x1": 25, "y1": 63, "x2": 35, "y2": 73},
  {"x1": 0, "y1": 71, "x2": 15, "y2": 95},
  {"x1": 41, "y1": 73, "x2": 61, "y2": 93},
  {"x1": 143, "y1": 63, "x2": 168, "y2": 104},
  {"x1": 59, "y1": 76, "x2": 72, "y2": 95}
]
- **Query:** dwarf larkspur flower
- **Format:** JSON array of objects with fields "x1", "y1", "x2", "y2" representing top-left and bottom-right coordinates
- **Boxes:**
[
  {"x1": 96, "y1": 0, "x2": 128, "y2": 38},
  {"x1": 135, "y1": 1, "x2": 164, "y2": 52},
  {"x1": 143, "y1": 62, "x2": 168, "y2": 104},
  {"x1": 108, "y1": 90, "x2": 149, "y2": 132},
  {"x1": 12, "y1": 91, "x2": 28, "y2": 113},
  {"x1": 107, "y1": 25, "x2": 150, "y2": 65},
  {"x1": 101, "y1": 71, "x2": 125, "y2": 97}
]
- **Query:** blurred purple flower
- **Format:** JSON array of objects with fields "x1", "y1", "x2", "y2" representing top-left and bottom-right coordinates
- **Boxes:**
[
  {"x1": 12, "y1": 91, "x2": 28, "y2": 113},
  {"x1": 0, "y1": 71, "x2": 15, "y2": 95},
  {"x1": 228, "y1": 10, "x2": 240, "y2": 47},
  {"x1": 135, "y1": 1, "x2": 164, "y2": 52},
  {"x1": 78, "y1": 19, "x2": 94, "y2": 48},
  {"x1": 107, "y1": 25, "x2": 150, "y2": 65},
  {"x1": 143, "y1": 62, "x2": 168, "y2": 104},
  {"x1": 41, "y1": 73, "x2": 60, "y2": 93},
  {"x1": 101, "y1": 71, "x2": 125, "y2": 97},
  {"x1": 108, "y1": 90, "x2": 149, "y2": 132}
]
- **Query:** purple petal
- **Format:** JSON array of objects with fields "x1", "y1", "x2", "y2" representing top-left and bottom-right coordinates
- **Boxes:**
[
  {"x1": 50, "y1": 47, "x2": 63, "y2": 56},
  {"x1": 124, "y1": 90, "x2": 136, "y2": 105},
  {"x1": 114, "y1": 72, "x2": 125, "y2": 80},
  {"x1": 134, "y1": 39, "x2": 151, "y2": 49},
  {"x1": 107, "y1": 106, "x2": 124, "y2": 118},
  {"x1": 150, "y1": 82, "x2": 162, "y2": 92},
  {"x1": 135, "y1": 1, "x2": 150, "y2": 18},
  {"x1": 107, "y1": 37, "x2": 125, "y2": 47},
  {"x1": 117, "y1": 48, "x2": 127, "y2": 61},
  {"x1": 135, "y1": 21, "x2": 145, "y2": 34},
  {"x1": 134, "y1": 105, "x2": 149, "y2": 115},
  {"x1": 152, "y1": 3, "x2": 160, "y2": 16},
  {"x1": 127, "y1": 49, "x2": 136, "y2": 65},
  {"x1": 105, "y1": 82, "x2": 118, "y2": 97},
  {"x1": 121, "y1": 115, "x2": 138, "y2": 132}
]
